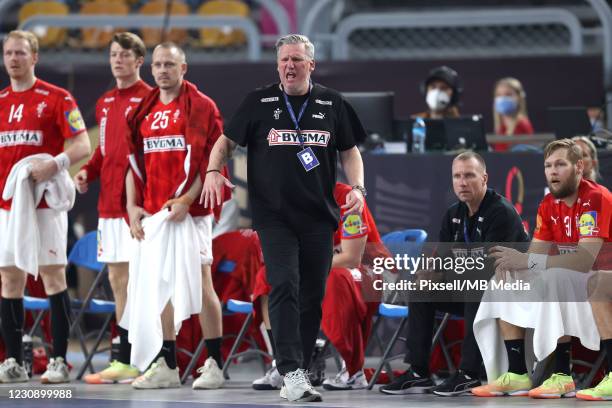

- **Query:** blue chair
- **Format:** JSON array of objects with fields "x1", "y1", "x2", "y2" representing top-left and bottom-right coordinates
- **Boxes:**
[
  {"x1": 367, "y1": 229, "x2": 465, "y2": 388},
  {"x1": 179, "y1": 258, "x2": 272, "y2": 384},
  {"x1": 23, "y1": 296, "x2": 52, "y2": 361},
  {"x1": 220, "y1": 299, "x2": 272, "y2": 379},
  {"x1": 179, "y1": 259, "x2": 239, "y2": 382},
  {"x1": 367, "y1": 229, "x2": 427, "y2": 389},
  {"x1": 67, "y1": 231, "x2": 116, "y2": 380}
]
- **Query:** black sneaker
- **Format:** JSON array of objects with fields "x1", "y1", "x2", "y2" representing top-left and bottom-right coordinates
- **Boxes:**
[
  {"x1": 379, "y1": 369, "x2": 434, "y2": 395},
  {"x1": 431, "y1": 370, "x2": 481, "y2": 396}
]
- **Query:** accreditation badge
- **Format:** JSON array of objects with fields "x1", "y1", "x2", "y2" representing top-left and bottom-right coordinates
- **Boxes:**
[{"x1": 297, "y1": 147, "x2": 320, "y2": 172}]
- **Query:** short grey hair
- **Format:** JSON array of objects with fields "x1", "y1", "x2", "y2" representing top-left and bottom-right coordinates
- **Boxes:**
[{"x1": 275, "y1": 34, "x2": 315, "y2": 60}]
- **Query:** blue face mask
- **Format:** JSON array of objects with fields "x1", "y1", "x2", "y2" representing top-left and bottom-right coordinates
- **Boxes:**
[{"x1": 495, "y1": 96, "x2": 518, "y2": 115}]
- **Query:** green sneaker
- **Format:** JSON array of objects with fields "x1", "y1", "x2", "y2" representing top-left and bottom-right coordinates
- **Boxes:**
[
  {"x1": 472, "y1": 372, "x2": 532, "y2": 397},
  {"x1": 528, "y1": 373, "x2": 575, "y2": 398},
  {"x1": 84, "y1": 360, "x2": 139, "y2": 384},
  {"x1": 577, "y1": 373, "x2": 612, "y2": 401}
]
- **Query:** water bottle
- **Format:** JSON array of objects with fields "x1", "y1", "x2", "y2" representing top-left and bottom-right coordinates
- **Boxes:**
[
  {"x1": 412, "y1": 117, "x2": 426, "y2": 153},
  {"x1": 22, "y1": 334, "x2": 33, "y2": 377}
]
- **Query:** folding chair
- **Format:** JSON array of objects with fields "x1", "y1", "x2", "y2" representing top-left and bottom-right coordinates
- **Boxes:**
[
  {"x1": 366, "y1": 229, "x2": 426, "y2": 389},
  {"x1": 179, "y1": 258, "x2": 238, "y2": 383},
  {"x1": 220, "y1": 299, "x2": 271, "y2": 378},
  {"x1": 180, "y1": 230, "x2": 267, "y2": 383},
  {"x1": 23, "y1": 296, "x2": 52, "y2": 359},
  {"x1": 575, "y1": 350, "x2": 607, "y2": 389},
  {"x1": 66, "y1": 231, "x2": 116, "y2": 380}
]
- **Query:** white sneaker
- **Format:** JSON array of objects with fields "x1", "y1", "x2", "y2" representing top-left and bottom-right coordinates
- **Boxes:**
[
  {"x1": 282, "y1": 368, "x2": 322, "y2": 402},
  {"x1": 192, "y1": 357, "x2": 225, "y2": 389},
  {"x1": 132, "y1": 357, "x2": 180, "y2": 389},
  {"x1": 41, "y1": 357, "x2": 70, "y2": 384},
  {"x1": 253, "y1": 361, "x2": 283, "y2": 390},
  {"x1": 323, "y1": 368, "x2": 368, "y2": 391},
  {"x1": 0, "y1": 358, "x2": 28, "y2": 383}
]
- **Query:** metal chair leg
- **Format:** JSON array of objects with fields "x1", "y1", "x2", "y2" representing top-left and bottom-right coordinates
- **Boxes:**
[
  {"x1": 367, "y1": 317, "x2": 407, "y2": 390},
  {"x1": 181, "y1": 338, "x2": 206, "y2": 384},
  {"x1": 76, "y1": 313, "x2": 113, "y2": 380},
  {"x1": 222, "y1": 313, "x2": 253, "y2": 380}
]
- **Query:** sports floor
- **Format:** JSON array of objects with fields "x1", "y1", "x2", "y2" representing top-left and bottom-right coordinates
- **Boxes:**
[{"x1": 0, "y1": 356, "x2": 588, "y2": 408}]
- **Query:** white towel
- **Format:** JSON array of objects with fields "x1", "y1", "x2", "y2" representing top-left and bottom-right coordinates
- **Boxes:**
[
  {"x1": 474, "y1": 268, "x2": 600, "y2": 382},
  {"x1": 119, "y1": 209, "x2": 202, "y2": 371},
  {"x1": 2, "y1": 154, "x2": 75, "y2": 276}
]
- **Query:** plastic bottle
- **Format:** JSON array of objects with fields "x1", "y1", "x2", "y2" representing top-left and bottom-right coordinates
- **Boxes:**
[{"x1": 412, "y1": 117, "x2": 427, "y2": 153}]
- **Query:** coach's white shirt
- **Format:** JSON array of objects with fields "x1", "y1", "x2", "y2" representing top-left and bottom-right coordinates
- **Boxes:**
[
  {"x1": 120, "y1": 209, "x2": 202, "y2": 371},
  {"x1": 2, "y1": 153, "x2": 75, "y2": 277}
]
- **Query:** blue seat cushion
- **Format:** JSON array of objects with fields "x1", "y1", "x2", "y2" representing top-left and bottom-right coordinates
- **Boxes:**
[
  {"x1": 227, "y1": 299, "x2": 253, "y2": 314},
  {"x1": 378, "y1": 303, "x2": 409, "y2": 318}
]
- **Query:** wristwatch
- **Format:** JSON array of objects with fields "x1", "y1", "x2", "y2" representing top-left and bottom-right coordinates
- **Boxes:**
[{"x1": 351, "y1": 184, "x2": 367, "y2": 197}]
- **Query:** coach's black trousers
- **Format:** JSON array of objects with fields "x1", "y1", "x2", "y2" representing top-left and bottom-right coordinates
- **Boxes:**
[
  {"x1": 404, "y1": 301, "x2": 482, "y2": 375},
  {"x1": 258, "y1": 223, "x2": 334, "y2": 375}
]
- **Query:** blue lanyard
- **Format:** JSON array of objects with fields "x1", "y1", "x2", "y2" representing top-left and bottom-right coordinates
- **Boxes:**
[
  {"x1": 281, "y1": 83, "x2": 312, "y2": 148},
  {"x1": 463, "y1": 217, "x2": 471, "y2": 243}
]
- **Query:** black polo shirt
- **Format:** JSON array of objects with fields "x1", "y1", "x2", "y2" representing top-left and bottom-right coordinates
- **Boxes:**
[
  {"x1": 225, "y1": 82, "x2": 365, "y2": 230},
  {"x1": 440, "y1": 188, "x2": 529, "y2": 244}
]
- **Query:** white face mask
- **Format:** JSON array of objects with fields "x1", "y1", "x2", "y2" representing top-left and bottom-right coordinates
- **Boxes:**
[{"x1": 426, "y1": 88, "x2": 451, "y2": 111}]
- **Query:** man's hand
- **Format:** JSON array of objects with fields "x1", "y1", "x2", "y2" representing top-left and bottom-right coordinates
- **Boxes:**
[
  {"x1": 163, "y1": 196, "x2": 191, "y2": 222},
  {"x1": 200, "y1": 171, "x2": 235, "y2": 209},
  {"x1": 341, "y1": 189, "x2": 364, "y2": 215},
  {"x1": 127, "y1": 205, "x2": 149, "y2": 241},
  {"x1": 489, "y1": 245, "x2": 529, "y2": 280},
  {"x1": 74, "y1": 169, "x2": 88, "y2": 193},
  {"x1": 30, "y1": 159, "x2": 58, "y2": 183}
]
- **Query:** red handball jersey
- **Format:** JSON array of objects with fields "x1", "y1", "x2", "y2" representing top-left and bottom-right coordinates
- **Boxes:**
[
  {"x1": 334, "y1": 183, "x2": 379, "y2": 245},
  {"x1": 534, "y1": 179, "x2": 611, "y2": 268},
  {"x1": 138, "y1": 95, "x2": 222, "y2": 216},
  {"x1": 333, "y1": 182, "x2": 391, "y2": 264},
  {"x1": 0, "y1": 79, "x2": 86, "y2": 210},
  {"x1": 82, "y1": 80, "x2": 151, "y2": 218}
]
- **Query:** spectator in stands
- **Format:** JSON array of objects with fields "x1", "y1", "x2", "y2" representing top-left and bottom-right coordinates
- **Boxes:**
[
  {"x1": 572, "y1": 136, "x2": 601, "y2": 182},
  {"x1": 413, "y1": 65, "x2": 462, "y2": 119},
  {"x1": 491, "y1": 77, "x2": 533, "y2": 152}
]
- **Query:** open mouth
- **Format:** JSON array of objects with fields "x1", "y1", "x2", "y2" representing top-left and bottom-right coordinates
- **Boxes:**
[{"x1": 286, "y1": 72, "x2": 296, "y2": 80}]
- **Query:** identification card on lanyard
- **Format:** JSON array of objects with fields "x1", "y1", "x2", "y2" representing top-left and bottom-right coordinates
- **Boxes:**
[{"x1": 282, "y1": 84, "x2": 320, "y2": 172}]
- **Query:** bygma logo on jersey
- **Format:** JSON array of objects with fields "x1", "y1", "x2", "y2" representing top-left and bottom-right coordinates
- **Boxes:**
[
  {"x1": 143, "y1": 135, "x2": 186, "y2": 153},
  {"x1": 267, "y1": 129, "x2": 330, "y2": 147}
]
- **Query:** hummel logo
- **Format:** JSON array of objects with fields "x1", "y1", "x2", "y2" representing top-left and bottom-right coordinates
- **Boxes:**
[{"x1": 273, "y1": 108, "x2": 282, "y2": 120}]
